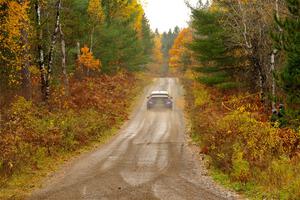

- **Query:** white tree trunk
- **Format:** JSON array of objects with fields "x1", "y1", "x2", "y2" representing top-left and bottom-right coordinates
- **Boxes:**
[
  {"x1": 46, "y1": 0, "x2": 62, "y2": 100},
  {"x1": 35, "y1": 0, "x2": 47, "y2": 101},
  {"x1": 77, "y1": 41, "x2": 81, "y2": 58},
  {"x1": 270, "y1": 49, "x2": 277, "y2": 110},
  {"x1": 59, "y1": 24, "x2": 69, "y2": 97},
  {"x1": 270, "y1": 0, "x2": 281, "y2": 110}
]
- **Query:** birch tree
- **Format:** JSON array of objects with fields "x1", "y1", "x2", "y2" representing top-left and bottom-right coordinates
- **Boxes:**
[
  {"x1": 215, "y1": 0, "x2": 283, "y2": 104},
  {"x1": 87, "y1": 0, "x2": 104, "y2": 52},
  {"x1": 35, "y1": 0, "x2": 63, "y2": 101}
]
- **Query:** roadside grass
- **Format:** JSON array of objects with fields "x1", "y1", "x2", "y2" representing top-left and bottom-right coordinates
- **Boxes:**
[
  {"x1": 211, "y1": 168, "x2": 264, "y2": 199},
  {"x1": 183, "y1": 70, "x2": 300, "y2": 200},
  {"x1": 0, "y1": 127, "x2": 118, "y2": 200},
  {"x1": 0, "y1": 72, "x2": 151, "y2": 200}
]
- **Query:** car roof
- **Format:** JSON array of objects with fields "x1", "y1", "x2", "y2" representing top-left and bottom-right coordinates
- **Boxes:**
[{"x1": 151, "y1": 91, "x2": 169, "y2": 95}]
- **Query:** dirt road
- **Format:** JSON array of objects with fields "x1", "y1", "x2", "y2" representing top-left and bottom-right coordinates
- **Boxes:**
[{"x1": 30, "y1": 78, "x2": 238, "y2": 200}]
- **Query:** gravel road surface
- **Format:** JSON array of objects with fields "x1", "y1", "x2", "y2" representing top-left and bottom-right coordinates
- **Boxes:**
[{"x1": 30, "y1": 78, "x2": 239, "y2": 200}]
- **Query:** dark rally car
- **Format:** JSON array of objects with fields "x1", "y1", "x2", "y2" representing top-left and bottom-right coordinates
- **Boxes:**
[{"x1": 147, "y1": 91, "x2": 173, "y2": 110}]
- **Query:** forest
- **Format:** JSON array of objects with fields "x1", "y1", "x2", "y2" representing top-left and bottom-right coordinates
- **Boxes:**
[
  {"x1": 168, "y1": 0, "x2": 300, "y2": 198},
  {"x1": 1, "y1": 0, "x2": 300, "y2": 199},
  {"x1": 0, "y1": 0, "x2": 154, "y2": 198}
]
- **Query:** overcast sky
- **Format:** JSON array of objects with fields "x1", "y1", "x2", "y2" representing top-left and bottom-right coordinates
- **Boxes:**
[{"x1": 142, "y1": 0, "x2": 199, "y2": 33}]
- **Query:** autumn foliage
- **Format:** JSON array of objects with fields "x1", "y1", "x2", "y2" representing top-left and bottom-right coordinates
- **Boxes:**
[
  {"x1": 184, "y1": 71, "x2": 300, "y2": 198},
  {"x1": 152, "y1": 35, "x2": 163, "y2": 64},
  {"x1": 0, "y1": 73, "x2": 139, "y2": 183},
  {"x1": 77, "y1": 46, "x2": 101, "y2": 71},
  {"x1": 0, "y1": 0, "x2": 30, "y2": 86},
  {"x1": 169, "y1": 28, "x2": 194, "y2": 68}
]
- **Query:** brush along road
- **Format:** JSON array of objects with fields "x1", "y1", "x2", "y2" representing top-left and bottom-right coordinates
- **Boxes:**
[{"x1": 30, "y1": 78, "x2": 239, "y2": 200}]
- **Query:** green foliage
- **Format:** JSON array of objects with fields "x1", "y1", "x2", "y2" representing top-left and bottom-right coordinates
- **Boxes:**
[
  {"x1": 273, "y1": 0, "x2": 300, "y2": 104},
  {"x1": 190, "y1": 8, "x2": 234, "y2": 66},
  {"x1": 141, "y1": 15, "x2": 154, "y2": 59},
  {"x1": 97, "y1": 19, "x2": 147, "y2": 73},
  {"x1": 190, "y1": 7, "x2": 238, "y2": 89},
  {"x1": 161, "y1": 27, "x2": 180, "y2": 58},
  {"x1": 231, "y1": 145, "x2": 250, "y2": 182},
  {"x1": 195, "y1": 66, "x2": 220, "y2": 73},
  {"x1": 197, "y1": 72, "x2": 227, "y2": 86},
  {"x1": 61, "y1": 0, "x2": 154, "y2": 74}
]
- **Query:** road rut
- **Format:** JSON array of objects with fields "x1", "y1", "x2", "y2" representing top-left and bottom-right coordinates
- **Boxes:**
[{"x1": 30, "y1": 78, "x2": 238, "y2": 200}]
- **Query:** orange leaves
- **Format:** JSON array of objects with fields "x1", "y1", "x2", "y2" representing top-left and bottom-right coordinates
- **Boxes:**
[
  {"x1": 69, "y1": 72, "x2": 137, "y2": 122},
  {"x1": 0, "y1": 73, "x2": 140, "y2": 179},
  {"x1": 169, "y1": 28, "x2": 193, "y2": 68},
  {"x1": 78, "y1": 46, "x2": 101, "y2": 71}
]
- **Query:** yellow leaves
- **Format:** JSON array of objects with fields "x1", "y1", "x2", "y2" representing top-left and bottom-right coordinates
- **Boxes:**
[
  {"x1": 152, "y1": 35, "x2": 163, "y2": 64},
  {"x1": 0, "y1": 0, "x2": 31, "y2": 86},
  {"x1": 78, "y1": 46, "x2": 101, "y2": 71},
  {"x1": 1, "y1": 0, "x2": 30, "y2": 46},
  {"x1": 115, "y1": 0, "x2": 145, "y2": 36},
  {"x1": 169, "y1": 28, "x2": 193, "y2": 68},
  {"x1": 88, "y1": 0, "x2": 104, "y2": 24},
  {"x1": 194, "y1": 86, "x2": 210, "y2": 107}
]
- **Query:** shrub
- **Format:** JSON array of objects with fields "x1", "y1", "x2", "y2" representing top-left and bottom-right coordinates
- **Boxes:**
[
  {"x1": 230, "y1": 145, "x2": 250, "y2": 182},
  {"x1": 193, "y1": 85, "x2": 210, "y2": 107},
  {"x1": 0, "y1": 73, "x2": 139, "y2": 180},
  {"x1": 184, "y1": 73, "x2": 300, "y2": 199},
  {"x1": 207, "y1": 110, "x2": 282, "y2": 172}
]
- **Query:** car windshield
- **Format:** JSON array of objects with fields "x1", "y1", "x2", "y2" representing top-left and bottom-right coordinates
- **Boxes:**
[{"x1": 150, "y1": 95, "x2": 169, "y2": 99}]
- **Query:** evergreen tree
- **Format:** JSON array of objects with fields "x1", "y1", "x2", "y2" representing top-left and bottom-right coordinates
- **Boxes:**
[
  {"x1": 274, "y1": 0, "x2": 300, "y2": 104},
  {"x1": 96, "y1": 18, "x2": 144, "y2": 73},
  {"x1": 141, "y1": 15, "x2": 154, "y2": 59},
  {"x1": 161, "y1": 28, "x2": 179, "y2": 58},
  {"x1": 190, "y1": 7, "x2": 237, "y2": 89}
]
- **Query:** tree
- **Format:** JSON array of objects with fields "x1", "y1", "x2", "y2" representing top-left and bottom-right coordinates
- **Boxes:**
[
  {"x1": 169, "y1": 28, "x2": 193, "y2": 70},
  {"x1": 140, "y1": 15, "x2": 154, "y2": 58},
  {"x1": 153, "y1": 34, "x2": 163, "y2": 64},
  {"x1": 77, "y1": 45, "x2": 101, "y2": 72},
  {"x1": 274, "y1": 0, "x2": 300, "y2": 105},
  {"x1": 190, "y1": 6, "x2": 238, "y2": 89},
  {"x1": 35, "y1": 0, "x2": 64, "y2": 101},
  {"x1": 161, "y1": 28, "x2": 179, "y2": 58},
  {"x1": 0, "y1": 0, "x2": 31, "y2": 96},
  {"x1": 1, "y1": 0, "x2": 153, "y2": 105},
  {"x1": 214, "y1": 0, "x2": 281, "y2": 98},
  {"x1": 94, "y1": 0, "x2": 153, "y2": 73},
  {"x1": 87, "y1": 0, "x2": 104, "y2": 52}
]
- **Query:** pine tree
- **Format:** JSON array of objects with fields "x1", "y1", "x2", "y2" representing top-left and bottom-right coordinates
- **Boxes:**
[
  {"x1": 274, "y1": 0, "x2": 300, "y2": 104},
  {"x1": 190, "y1": 7, "x2": 237, "y2": 89},
  {"x1": 161, "y1": 28, "x2": 179, "y2": 58},
  {"x1": 140, "y1": 15, "x2": 154, "y2": 59}
]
